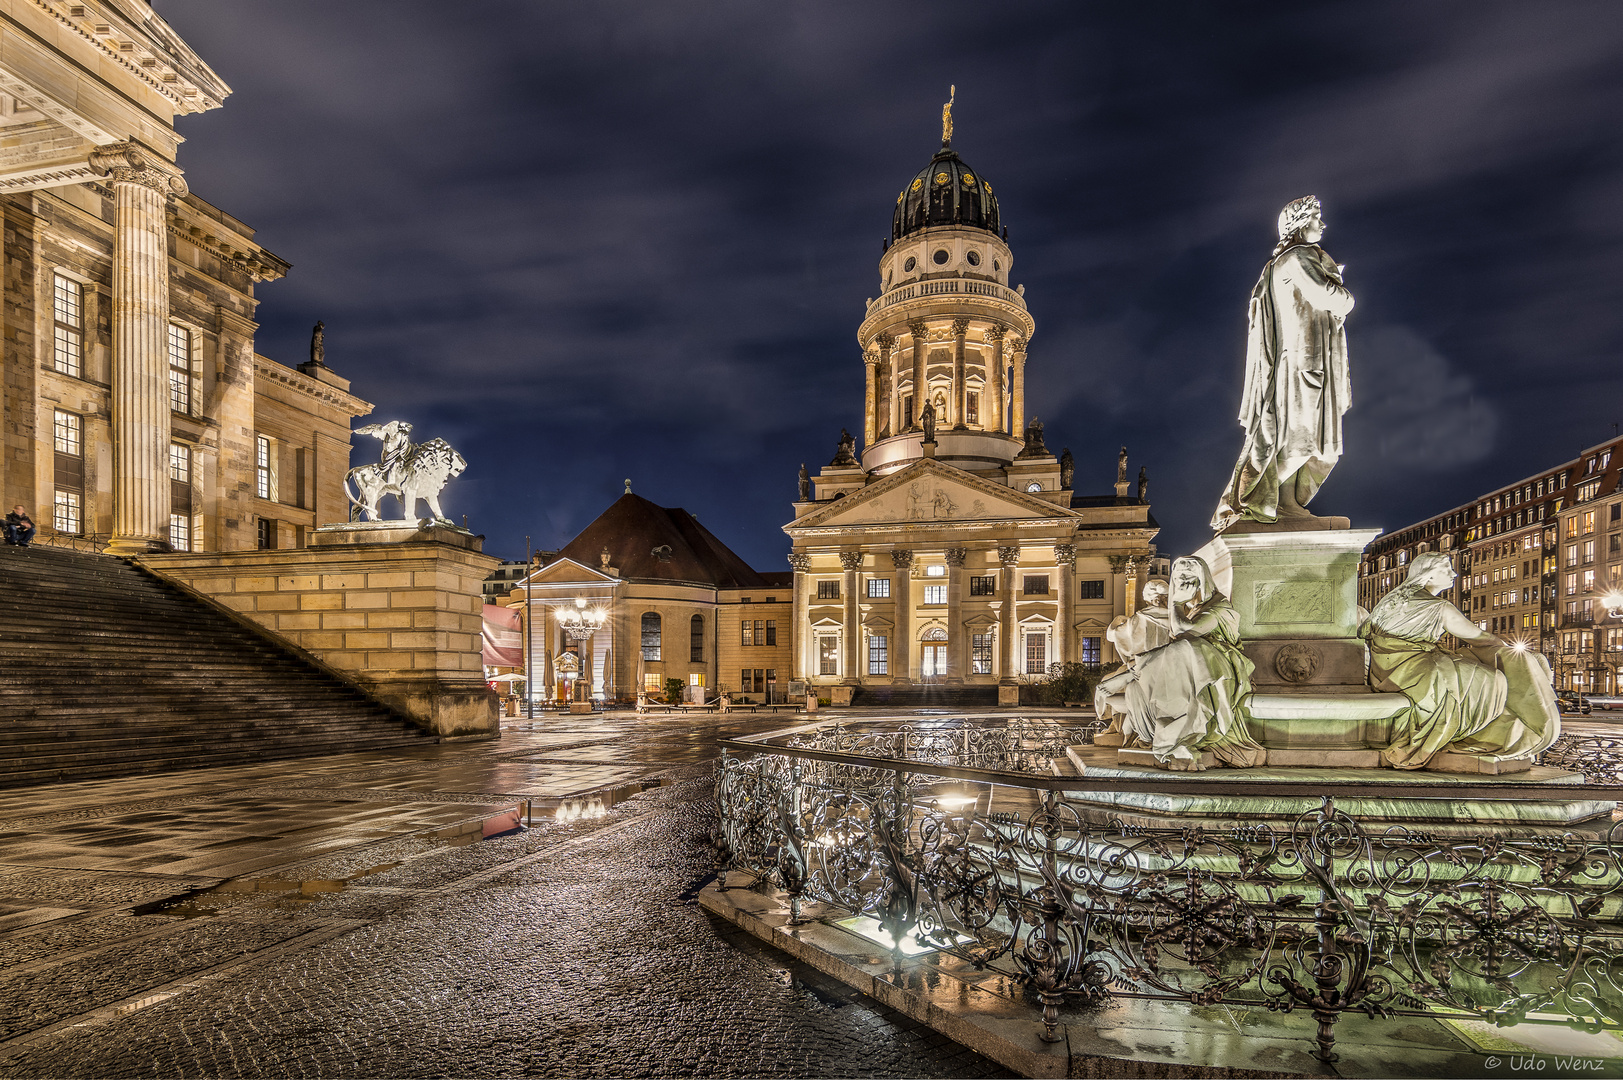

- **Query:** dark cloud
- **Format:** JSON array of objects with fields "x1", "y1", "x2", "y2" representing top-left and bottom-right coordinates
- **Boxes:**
[{"x1": 154, "y1": 0, "x2": 1623, "y2": 565}]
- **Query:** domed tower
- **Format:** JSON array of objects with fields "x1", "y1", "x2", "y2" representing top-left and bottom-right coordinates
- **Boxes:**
[{"x1": 856, "y1": 99, "x2": 1036, "y2": 478}]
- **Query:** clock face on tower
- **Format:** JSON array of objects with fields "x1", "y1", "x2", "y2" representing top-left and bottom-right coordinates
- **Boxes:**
[{"x1": 1026, "y1": 482, "x2": 1042, "y2": 492}]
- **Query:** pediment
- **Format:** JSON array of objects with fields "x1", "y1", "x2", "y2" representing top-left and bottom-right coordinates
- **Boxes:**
[
  {"x1": 861, "y1": 614, "x2": 895, "y2": 630},
  {"x1": 527, "y1": 557, "x2": 618, "y2": 586},
  {"x1": 1074, "y1": 617, "x2": 1109, "y2": 631},
  {"x1": 962, "y1": 613, "x2": 997, "y2": 628},
  {"x1": 786, "y1": 459, "x2": 1078, "y2": 532}
]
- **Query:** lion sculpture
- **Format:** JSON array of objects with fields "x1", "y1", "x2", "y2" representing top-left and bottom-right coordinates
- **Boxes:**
[{"x1": 345, "y1": 420, "x2": 467, "y2": 523}]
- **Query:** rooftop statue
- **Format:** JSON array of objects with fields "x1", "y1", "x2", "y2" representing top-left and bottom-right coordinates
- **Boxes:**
[
  {"x1": 1112, "y1": 556, "x2": 1266, "y2": 771},
  {"x1": 920, "y1": 398, "x2": 937, "y2": 444},
  {"x1": 1059, "y1": 448, "x2": 1074, "y2": 490},
  {"x1": 798, "y1": 463, "x2": 810, "y2": 501},
  {"x1": 309, "y1": 320, "x2": 325, "y2": 367},
  {"x1": 1212, "y1": 195, "x2": 1354, "y2": 531},
  {"x1": 1367, "y1": 552, "x2": 1560, "y2": 769},
  {"x1": 831, "y1": 428, "x2": 858, "y2": 467},
  {"x1": 346, "y1": 419, "x2": 467, "y2": 524}
]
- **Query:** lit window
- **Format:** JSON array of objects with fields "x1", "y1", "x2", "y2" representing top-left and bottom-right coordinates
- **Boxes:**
[
  {"x1": 53, "y1": 410, "x2": 81, "y2": 455},
  {"x1": 169, "y1": 443, "x2": 190, "y2": 483},
  {"x1": 965, "y1": 392, "x2": 978, "y2": 424},
  {"x1": 169, "y1": 512, "x2": 190, "y2": 552},
  {"x1": 1081, "y1": 637, "x2": 1101, "y2": 667},
  {"x1": 168, "y1": 324, "x2": 191, "y2": 413},
  {"x1": 52, "y1": 273, "x2": 82, "y2": 378},
  {"x1": 923, "y1": 584, "x2": 946, "y2": 605},
  {"x1": 868, "y1": 634, "x2": 888, "y2": 675},
  {"x1": 867, "y1": 578, "x2": 890, "y2": 598},
  {"x1": 1024, "y1": 632, "x2": 1047, "y2": 675},
  {"x1": 741, "y1": 620, "x2": 752, "y2": 647},
  {"x1": 53, "y1": 489, "x2": 80, "y2": 534},
  {"x1": 925, "y1": 564, "x2": 946, "y2": 577},
  {"x1": 256, "y1": 435, "x2": 274, "y2": 500},
  {"x1": 819, "y1": 636, "x2": 838, "y2": 676},
  {"x1": 971, "y1": 633, "x2": 993, "y2": 674}
]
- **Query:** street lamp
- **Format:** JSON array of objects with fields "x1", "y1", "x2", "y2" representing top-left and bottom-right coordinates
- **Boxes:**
[{"x1": 557, "y1": 596, "x2": 607, "y2": 706}]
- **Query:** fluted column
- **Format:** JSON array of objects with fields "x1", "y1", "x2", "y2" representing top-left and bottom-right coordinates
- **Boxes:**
[
  {"x1": 1055, "y1": 543, "x2": 1075, "y2": 667},
  {"x1": 93, "y1": 143, "x2": 187, "y2": 555},
  {"x1": 876, "y1": 334, "x2": 894, "y2": 440},
  {"x1": 951, "y1": 318, "x2": 969, "y2": 428},
  {"x1": 986, "y1": 325, "x2": 1006, "y2": 434},
  {"x1": 1125, "y1": 555, "x2": 1144, "y2": 617},
  {"x1": 998, "y1": 545, "x2": 1020, "y2": 683},
  {"x1": 891, "y1": 550, "x2": 913, "y2": 683},
  {"x1": 789, "y1": 554, "x2": 810, "y2": 682},
  {"x1": 840, "y1": 551, "x2": 863, "y2": 684},
  {"x1": 1010, "y1": 337, "x2": 1027, "y2": 438},
  {"x1": 945, "y1": 547, "x2": 967, "y2": 683},
  {"x1": 862, "y1": 350, "x2": 879, "y2": 447},
  {"x1": 908, "y1": 320, "x2": 928, "y2": 430}
]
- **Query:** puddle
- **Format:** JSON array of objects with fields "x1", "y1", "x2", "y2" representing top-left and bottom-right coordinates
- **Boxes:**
[{"x1": 525, "y1": 781, "x2": 649, "y2": 824}]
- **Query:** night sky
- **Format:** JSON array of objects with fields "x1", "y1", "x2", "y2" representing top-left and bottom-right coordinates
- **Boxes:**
[{"x1": 155, "y1": 1, "x2": 1623, "y2": 569}]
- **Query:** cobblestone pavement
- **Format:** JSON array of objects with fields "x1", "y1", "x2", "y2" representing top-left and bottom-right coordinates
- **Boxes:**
[{"x1": 0, "y1": 712, "x2": 1013, "y2": 1078}]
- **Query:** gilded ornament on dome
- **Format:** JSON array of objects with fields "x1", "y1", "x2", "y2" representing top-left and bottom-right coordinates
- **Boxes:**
[
  {"x1": 934, "y1": 172, "x2": 949, "y2": 184},
  {"x1": 910, "y1": 178, "x2": 923, "y2": 192},
  {"x1": 984, "y1": 182, "x2": 993, "y2": 195},
  {"x1": 896, "y1": 191, "x2": 904, "y2": 204},
  {"x1": 962, "y1": 173, "x2": 976, "y2": 186}
]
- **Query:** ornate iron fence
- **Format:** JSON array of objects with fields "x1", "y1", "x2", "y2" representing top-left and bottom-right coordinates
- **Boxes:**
[{"x1": 717, "y1": 717, "x2": 1623, "y2": 1065}]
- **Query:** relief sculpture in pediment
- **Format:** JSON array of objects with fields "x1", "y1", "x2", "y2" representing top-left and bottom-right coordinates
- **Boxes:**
[{"x1": 907, "y1": 481, "x2": 960, "y2": 520}]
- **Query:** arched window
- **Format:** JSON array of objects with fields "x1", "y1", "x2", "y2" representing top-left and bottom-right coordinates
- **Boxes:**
[
  {"x1": 641, "y1": 612, "x2": 661, "y2": 661},
  {"x1": 921, "y1": 627, "x2": 948, "y2": 641},
  {"x1": 690, "y1": 614, "x2": 704, "y2": 662}
]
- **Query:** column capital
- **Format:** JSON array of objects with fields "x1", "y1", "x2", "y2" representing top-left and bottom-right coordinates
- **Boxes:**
[
  {"x1": 983, "y1": 324, "x2": 1007, "y2": 343},
  {"x1": 1107, "y1": 555, "x2": 1128, "y2": 573},
  {"x1": 839, "y1": 551, "x2": 864, "y2": 571},
  {"x1": 951, "y1": 317, "x2": 971, "y2": 337},
  {"x1": 863, "y1": 348, "x2": 879, "y2": 366},
  {"x1": 944, "y1": 547, "x2": 968, "y2": 568},
  {"x1": 89, "y1": 142, "x2": 187, "y2": 198},
  {"x1": 876, "y1": 333, "x2": 895, "y2": 350},
  {"x1": 890, "y1": 549, "x2": 914, "y2": 570},
  {"x1": 1054, "y1": 543, "x2": 1075, "y2": 570},
  {"x1": 1008, "y1": 336, "x2": 1027, "y2": 357},
  {"x1": 788, "y1": 553, "x2": 811, "y2": 572},
  {"x1": 998, "y1": 545, "x2": 1021, "y2": 567},
  {"x1": 907, "y1": 319, "x2": 929, "y2": 340}
]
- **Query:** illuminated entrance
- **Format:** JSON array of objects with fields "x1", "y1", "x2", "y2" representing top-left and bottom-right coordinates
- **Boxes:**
[{"x1": 920, "y1": 628, "x2": 947, "y2": 681}]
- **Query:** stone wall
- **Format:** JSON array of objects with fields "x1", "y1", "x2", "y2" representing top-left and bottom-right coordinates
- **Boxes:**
[{"x1": 141, "y1": 523, "x2": 500, "y2": 738}]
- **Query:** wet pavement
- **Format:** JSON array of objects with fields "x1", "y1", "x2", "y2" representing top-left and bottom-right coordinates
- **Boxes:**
[{"x1": 0, "y1": 711, "x2": 1012, "y2": 1078}]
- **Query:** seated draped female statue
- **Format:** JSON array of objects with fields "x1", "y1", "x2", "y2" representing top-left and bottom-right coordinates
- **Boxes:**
[
  {"x1": 1112, "y1": 556, "x2": 1266, "y2": 771},
  {"x1": 1367, "y1": 552, "x2": 1560, "y2": 769},
  {"x1": 1094, "y1": 579, "x2": 1172, "y2": 737}
]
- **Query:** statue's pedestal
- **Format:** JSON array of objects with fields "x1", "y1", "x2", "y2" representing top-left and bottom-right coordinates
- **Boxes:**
[{"x1": 142, "y1": 522, "x2": 499, "y2": 740}]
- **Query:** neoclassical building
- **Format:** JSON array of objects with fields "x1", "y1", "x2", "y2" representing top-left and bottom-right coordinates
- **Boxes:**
[
  {"x1": 786, "y1": 115, "x2": 1162, "y2": 704},
  {"x1": 0, "y1": 1, "x2": 368, "y2": 555}
]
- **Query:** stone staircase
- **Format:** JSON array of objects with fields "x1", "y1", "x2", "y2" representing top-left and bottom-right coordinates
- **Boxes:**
[{"x1": 0, "y1": 544, "x2": 432, "y2": 789}]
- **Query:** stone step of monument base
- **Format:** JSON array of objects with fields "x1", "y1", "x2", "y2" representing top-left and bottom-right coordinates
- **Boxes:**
[
  {"x1": 1111, "y1": 745, "x2": 1531, "y2": 774},
  {"x1": 1060, "y1": 744, "x2": 1609, "y2": 833}
]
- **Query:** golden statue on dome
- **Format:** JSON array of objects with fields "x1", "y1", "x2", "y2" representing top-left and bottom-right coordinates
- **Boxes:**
[{"x1": 941, "y1": 85, "x2": 954, "y2": 146}]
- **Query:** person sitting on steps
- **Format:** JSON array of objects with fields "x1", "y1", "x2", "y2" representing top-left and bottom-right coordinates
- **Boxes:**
[{"x1": 3, "y1": 505, "x2": 35, "y2": 547}]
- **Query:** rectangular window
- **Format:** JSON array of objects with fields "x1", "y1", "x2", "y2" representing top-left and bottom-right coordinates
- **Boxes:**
[
  {"x1": 868, "y1": 634, "x2": 888, "y2": 675},
  {"x1": 765, "y1": 620, "x2": 776, "y2": 646},
  {"x1": 903, "y1": 394, "x2": 914, "y2": 427},
  {"x1": 816, "y1": 580, "x2": 840, "y2": 600},
  {"x1": 1081, "y1": 636, "x2": 1102, "y2": 667},
  {"x1": 965, "y1": 392, "x2": 979, "y2": 424},
  {"x1": 1022, "y1": 574, "x2": 1049, "y2": 595},
  {"x1": 970, "y1": 575, "x2": 996, "y2": 596},
  {"x1": 1567, "y1": 544, "x2": 1579, "y2": 566},
  {"x1": 741, "y1": 621, "x2": 752, "y2": 647},
  {"x1": 971, "y1": 633, "x2": 993, "y2": 674},
  {"x1": 169, "y1": 443, "x2": 191, "y2": 483},
  {"x1": 53, "y1": 410, "x2": 81, "y2": 455},
  {"x1": 1613, "y1": 503, "x2": 1622, "y2": 523},
  {"x1": 257, "y1": 517, "x2": 275, "y2": 550},
  {"x1": 167, "y1": 324, "x2": 191, "y2": 414},
  {"x1": 169, "y1": 512, "x2": 191, "y2": 552},
  {"x1": 53, "y1": 489, "x2": 80, "y2": 534},
  {"x1": 255, "y1": 435, "x2": 275, "y2": 501},
  {"x1": 1584, "y1": 569, "x2": 1596, "y2": 591},
  {"x1": 1024, "y1": 632, "x2": 1047, "y2": 675},
  {"x1": 1566, "y1": 573, "x2": 1576, "y2": 596},
  {"x1": 1584, "y1": 510, "x2": 1597, "y2": 534},
  {"x1": 753, "y1": 619, "x2": 764, "y2": 646},
  {"x1": 818, "y1": 636, "x2": 838, "y2": 676},
  {"x1": 1612, "y1": 535, "x2": 1620, "y2": 555},
  {"x1": 922, "y1": 584, "x2": 946, "y2": 605},
  {"x1": 1078, "y1": 579, "x2": 1104, "y2": 599},
  {"x1": 740, "y1": 669, "x2": 755, "y2": 694},
  {"x1": 51, "y1": 273, "x2": 82, "y2": 378},
  {"x1": 867, "y1": 578, "x2": 890, "y2": 598},
  {"x1": 641, "y1": 616, "x2": 661, "y2": 661}
]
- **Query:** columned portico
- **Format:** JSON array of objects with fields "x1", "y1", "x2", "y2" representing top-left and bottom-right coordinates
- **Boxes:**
[{"x1": 92, "y1": 142, "x2": 188, "y2": 554}]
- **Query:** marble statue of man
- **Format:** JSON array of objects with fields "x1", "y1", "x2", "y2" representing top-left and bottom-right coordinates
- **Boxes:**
[{"x1": 1212, "y1": 196, "x2": 1354, "y2": 531}]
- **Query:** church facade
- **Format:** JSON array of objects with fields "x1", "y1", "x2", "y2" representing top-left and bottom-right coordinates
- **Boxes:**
[
  {"x1": 0, "y1": 1, "x2": 368, "y2": 556},
  {"x1": 785, "y1": 116, "x2": 1163, "y2": 703}
]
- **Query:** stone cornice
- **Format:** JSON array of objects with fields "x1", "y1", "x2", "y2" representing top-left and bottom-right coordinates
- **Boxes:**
[
  {"x1": 33, "y1": 0, "x2": 230, "y2": 114},
  {"x1": 254, "y1": 356, "x2": 373, "y2": 415},
  {"x1": 168, "y1": 206, "x2": 289, "y2": 282}
]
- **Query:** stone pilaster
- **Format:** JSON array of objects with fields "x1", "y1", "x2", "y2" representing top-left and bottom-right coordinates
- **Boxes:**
[
  {"x1": 840, "y1": 550, "x2": 863, "y2": 684},
  {"x1": 998, "y1": 545, "x2": 1020, "y2": 683},
  {"x1": 951, "y1": 318, "x2": 969, "y2": 428},
  {"x1": 1055, "y1": 543, "x2": 1075, "y2": 667},
  {"x1": 891, "y1": 549, "x2": 913, "y2": 683},
  {"x1": 789, "y1": 553, "x2": 810, "y2": 682},
  {"x1": 944, "y1": 547, "x2": 967, "y2": 683},
  {"x1": 92, "y1": 142, "x2": 188, "y2": 555}
]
